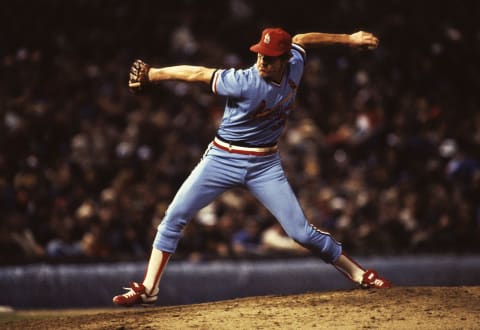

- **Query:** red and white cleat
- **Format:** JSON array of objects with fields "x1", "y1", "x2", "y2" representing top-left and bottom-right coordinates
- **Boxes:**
[
  {"x1": 112, "y1": 282, "x2": 158, "y2": 307},
  {"x1": 361, "y1": 269, "x2": 391, "y2": 289}
]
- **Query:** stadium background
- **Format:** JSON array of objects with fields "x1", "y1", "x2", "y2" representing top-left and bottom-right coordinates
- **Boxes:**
[{"x1": 1, "y1": 0, "x2": 480, "y2": 310}]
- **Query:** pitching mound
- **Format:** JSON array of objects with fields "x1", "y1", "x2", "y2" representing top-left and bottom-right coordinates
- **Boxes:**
[{"x1": 2, "y1": 286, "x2": 479, "y2": 329}]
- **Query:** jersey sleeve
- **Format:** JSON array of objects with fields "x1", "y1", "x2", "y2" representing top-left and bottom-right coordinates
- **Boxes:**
[
  {"x1": 288, "y1": 43, "x2": 306, "y2": 82},
  {"x1": 211, "y1": 68, "x2": 248, "y2": 98},
  {"x1": 291, "y1": 43, "x2": 306, "y2": 66}
]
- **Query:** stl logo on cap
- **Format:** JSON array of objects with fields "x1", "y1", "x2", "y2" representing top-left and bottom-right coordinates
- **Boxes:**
[{"x1": 264, "y1": 33, "x2": 271, "y2": 44}]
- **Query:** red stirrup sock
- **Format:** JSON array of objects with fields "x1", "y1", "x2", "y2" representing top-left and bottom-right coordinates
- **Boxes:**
[
  {"x1": 333, "y1": 252, "x2": 366, "y2": 284},
  {"x1": 142, "y1": 249, "x2": 171, "y2": 295}
]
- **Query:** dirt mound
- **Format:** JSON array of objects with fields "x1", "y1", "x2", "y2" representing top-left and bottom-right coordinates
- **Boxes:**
[{"x1": 2, "y1": 286, "x2": 479, "y2": 329}]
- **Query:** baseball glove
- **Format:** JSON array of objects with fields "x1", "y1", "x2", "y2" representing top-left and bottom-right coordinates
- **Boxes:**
[{"x1": 129, "y1": 59, "x2": 151, "y2": 95}]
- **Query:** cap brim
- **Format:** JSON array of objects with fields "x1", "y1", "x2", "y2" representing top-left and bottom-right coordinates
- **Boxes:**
[{"x1": 249, "y1": 44, "x2": 285, "y2": 57}]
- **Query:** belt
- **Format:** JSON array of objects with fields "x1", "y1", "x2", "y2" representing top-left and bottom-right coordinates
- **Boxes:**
[{"x1": 212, "y1": 136, "x2": 278, "y2": 156}]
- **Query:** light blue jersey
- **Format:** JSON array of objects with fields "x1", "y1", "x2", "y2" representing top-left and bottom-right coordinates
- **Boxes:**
[{"x1": 211, "y1": 44, "x2": 306, "y2": 146}]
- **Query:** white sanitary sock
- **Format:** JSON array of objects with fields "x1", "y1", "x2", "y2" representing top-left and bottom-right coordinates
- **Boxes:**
[{"x1": 142, "y1": 249, "x2": 171, "y2": 295}]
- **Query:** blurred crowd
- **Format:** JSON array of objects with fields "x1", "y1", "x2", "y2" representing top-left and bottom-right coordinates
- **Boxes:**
[{"x1": 1, "y1": 1, "x2": 480, "y2": 264}]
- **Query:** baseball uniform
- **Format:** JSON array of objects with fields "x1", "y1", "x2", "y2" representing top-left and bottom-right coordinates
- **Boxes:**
[{"x1": 153, "y1": 43, "x2": 342, "y2": 263}]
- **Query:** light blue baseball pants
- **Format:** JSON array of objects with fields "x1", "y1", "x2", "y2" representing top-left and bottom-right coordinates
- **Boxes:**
[{"x1": 153, "y1": 144, "x2": 342, "y2": 263}]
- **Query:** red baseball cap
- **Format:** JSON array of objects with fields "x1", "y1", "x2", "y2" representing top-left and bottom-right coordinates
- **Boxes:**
[{"x1": 249, "y1": 28, "x2": 292, "y2": 57}]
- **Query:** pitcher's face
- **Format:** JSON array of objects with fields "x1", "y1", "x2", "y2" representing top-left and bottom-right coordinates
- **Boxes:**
[{"x1": 256, "y1": 54, "x2": 286, "y2": 82}]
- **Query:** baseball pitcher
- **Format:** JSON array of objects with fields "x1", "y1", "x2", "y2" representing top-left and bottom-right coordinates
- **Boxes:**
[{"x1": 113, "y1": 27, "x2": 390, "y2": 307}]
